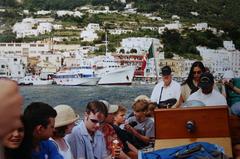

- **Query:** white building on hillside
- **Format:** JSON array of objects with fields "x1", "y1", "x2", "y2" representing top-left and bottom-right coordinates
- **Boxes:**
[
  {"x1": 80, "y1": 30, "x2": 98, "y2": 42},
  {"x1": 86, "y1": 23, "x2": 100, "y2": 31},
  {"x1": 158, "y1": 21, "x2": 182, "y2": 34},
  {"x1": 194, "y1": 23, "x2": 208, "y2": 31},
  {"x1": 197, "y1": 43, "x2": 240, "y2": 77},
  {"x1": 108, "y1": 29, "x2": 132, "y2": 35},
  {"x1": 119, "y1": 37, "x2": 160, "y2": 55}
]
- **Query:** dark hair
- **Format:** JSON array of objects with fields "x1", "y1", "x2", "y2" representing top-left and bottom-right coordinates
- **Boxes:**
[
  {"x1": 24, "y1": 102, "x2": 57, "y2": 129},
  {"x1": 23, "y1": 102, "x2": 57, "y2": 152},
  {"x1": 53, "y1": 125, "x2": 68, "y2": 138},
  {"x1": 182, "y1": 61, "x2": 206, "y2": 93},
  {"x1": 86, "y1": 100, "x2": 108, "y2": 117}
]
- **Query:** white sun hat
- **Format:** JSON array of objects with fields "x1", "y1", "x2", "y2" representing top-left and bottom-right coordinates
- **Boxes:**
[{"x1": 54, "y1": 104, "x2": 79, "y2": 128}]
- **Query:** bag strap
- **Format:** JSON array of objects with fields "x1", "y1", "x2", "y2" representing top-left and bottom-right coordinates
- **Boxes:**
[{"x1": 158, "y1": 87, "x2": 164, "y2": 104}]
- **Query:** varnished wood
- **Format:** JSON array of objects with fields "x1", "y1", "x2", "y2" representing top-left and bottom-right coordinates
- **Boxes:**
[
  {"x1": 154, "y1": 137, "x2": 232, "y2": 157},
  {"x1": 154, "y1": 106, "x2": 230, "y2": 139},
  {"x1": 229, "y1": 115, "x2": 240, "y2": 144}
]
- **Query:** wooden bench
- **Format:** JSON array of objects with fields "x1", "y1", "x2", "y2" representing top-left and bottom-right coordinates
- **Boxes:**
[{"x1": 154, "y1": 106, "x2": 233, "y2": 157}]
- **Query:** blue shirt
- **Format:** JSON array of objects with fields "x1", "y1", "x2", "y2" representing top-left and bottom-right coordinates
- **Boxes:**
[
  {"x1": 66, "y1": 120, "x2": 108, "y2": 159},
  {"x1": 32, "y1": 140, "x2": 63, "y2": 159}
]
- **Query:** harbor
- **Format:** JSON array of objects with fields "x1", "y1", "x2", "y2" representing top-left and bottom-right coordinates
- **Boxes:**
[{"x1": 20, "y1": 84, "x2": 154, "y2": 116}]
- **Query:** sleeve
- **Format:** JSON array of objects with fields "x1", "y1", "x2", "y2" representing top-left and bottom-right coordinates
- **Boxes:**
[
  {"x1": 150, "y1": 84, "x2": 159, "y2": 103},
  {"x1": 101, "y1": 135, "x2": 110, "y2": 159},
  {"x1": 175, "y1": 83, "x2": 181, "y2": 102},
  {"x1": 48, "y1": 140, "x2": 64, "y2": 159},
  {"x1": 66, "y1": 131, "x2": 86, "y2": 159},
  {"x1": 145, "y1": 120, "x2": 154, "y2": 138}
]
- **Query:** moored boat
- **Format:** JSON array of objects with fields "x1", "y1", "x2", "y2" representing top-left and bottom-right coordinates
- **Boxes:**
[
  {"x1": 18, "y1": 75, "x2": 53, "y2": 85},
  {"x1": 53, "y1": 66, "x2": 100, "y2": 86}
]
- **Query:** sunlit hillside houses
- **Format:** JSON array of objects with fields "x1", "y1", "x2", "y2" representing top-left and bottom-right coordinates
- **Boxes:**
[
  {"x1": 12, "y1": 18, "x2": 53, "y2": 38},
  {"x1": 80, "y1": 23, "x2": 100, "y2": 41},
  {"x1": 197, "y1": 41, "x2": 240, "y2": 78},
  {"x1": 158, "y1": 21, "x2": 182, "y2": 34}
]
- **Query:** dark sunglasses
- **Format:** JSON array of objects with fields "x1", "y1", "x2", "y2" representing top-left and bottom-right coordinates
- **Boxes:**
[
  {"x1": 193, "y1": 71, "x2": 201, "y2": 75},
  {"x1": 90, "y1": 119, "x2": 101, "y2": 124}
]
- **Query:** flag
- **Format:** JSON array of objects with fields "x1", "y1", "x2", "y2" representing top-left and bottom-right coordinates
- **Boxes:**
[{"x1": 148, "y1": 41, "x2": 154, "y2": 59}]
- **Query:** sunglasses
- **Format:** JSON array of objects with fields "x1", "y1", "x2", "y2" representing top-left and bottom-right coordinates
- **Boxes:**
[
  {"x1": 193, "y1": 71, "x2": 201, "y2": 75},
  {"x1": 90, "y1": 118, "x2": 101, "y2": 124}
]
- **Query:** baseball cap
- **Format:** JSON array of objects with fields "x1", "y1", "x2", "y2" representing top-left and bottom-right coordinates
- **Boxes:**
[
  {"x1": 99, "y1": 100, "x2": 119, "y2": 113},
  {"x1": 198, "y1": 72, "x2": 214, "y2": 89},
  {"x1": 161, "y1": 66, "x2": 172, "y2": 76}
]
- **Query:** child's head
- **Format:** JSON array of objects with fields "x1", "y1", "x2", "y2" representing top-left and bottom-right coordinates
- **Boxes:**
[
  {"x1": 146, "y1": 102, "x2": 157, "y2": 117},
  {"x1": 132, "y1": 100, "x2": 148, "y2": 121},
  {"x1": 114, "y1": 105, "x2": 127, "y2": 125}
]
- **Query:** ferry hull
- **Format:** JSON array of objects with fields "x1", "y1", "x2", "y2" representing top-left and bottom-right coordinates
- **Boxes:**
[
  {"x1": 98, "y1": 66, "x2": 135, "y2": 85},
  {"x1": 54, "y1": 77, "x2": 100, "y2": 86}
]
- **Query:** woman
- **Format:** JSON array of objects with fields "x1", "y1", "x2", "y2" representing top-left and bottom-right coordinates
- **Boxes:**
[
  {"x1": 52, "y1": 104, "x2": 79, "y2": 159},
  {"x1": 179, "y1": 61, "x2": 206, "y2": 106},
  {"x1": 2, "y1": 116, "x2": 30, "y2": 159}
]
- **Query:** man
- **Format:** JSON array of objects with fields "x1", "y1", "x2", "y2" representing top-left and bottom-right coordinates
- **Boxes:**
[
  {"x1": 66, "y1": 100, "x2": 109, "y2": 159},
  {"x1": 150, "y1": 66, "x2": 181, "y2": 108},
  {"x1": 186, "y1": 72, "x2": 227, "y2": 106},
  {"x1": 23, "y1": 102, "x2": 63, "y2": 159}
]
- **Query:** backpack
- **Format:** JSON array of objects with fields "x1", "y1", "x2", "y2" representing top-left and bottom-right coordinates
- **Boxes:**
[{"x1": 140, "y1": 142, "x2": 229, "y2": 159}]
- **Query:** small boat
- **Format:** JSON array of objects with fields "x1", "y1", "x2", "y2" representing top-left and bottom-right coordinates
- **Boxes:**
[
  {"x1": 18, "y1": 75, "x2": 53, "y2": 85},
  {"x1": 53, "y1": 66, "x2": 100, "y2": 86}
]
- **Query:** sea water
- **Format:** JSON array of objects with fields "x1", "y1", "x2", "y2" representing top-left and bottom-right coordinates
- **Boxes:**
[{"x1": 20, "y1": 85, "x2": 154, "y2": 116}]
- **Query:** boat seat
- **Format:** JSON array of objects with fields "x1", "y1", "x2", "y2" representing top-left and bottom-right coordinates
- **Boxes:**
[{"x1": 154, "y1": 106, "x2": 232, "y2": 157}]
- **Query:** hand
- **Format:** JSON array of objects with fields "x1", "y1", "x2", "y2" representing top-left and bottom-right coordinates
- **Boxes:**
[
  {"x1": 224, "y1": 81, "x2": 234, "y2": 89},
  {"x1": 112, "y1": 145, "x2": 121, "y2": 158},
  {"x1": 0, "y1": 80, "x2": 23, "y2": 139}
]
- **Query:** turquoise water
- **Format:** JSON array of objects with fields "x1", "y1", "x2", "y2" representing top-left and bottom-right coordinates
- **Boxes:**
[{"x1": 20, "y1": 85, "x2": 154, "y2": 116}]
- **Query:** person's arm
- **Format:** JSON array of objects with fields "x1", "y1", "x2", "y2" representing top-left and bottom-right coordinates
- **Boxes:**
[
  {"x1": 0, "y1": 80, "x2": 23, "y2": 139},
  {"x1": 124, "y1": 124, "x2": 150, "y2": 143},
  {"x1": 225, "y1": 81, "x2": 240, "y2": 94}
]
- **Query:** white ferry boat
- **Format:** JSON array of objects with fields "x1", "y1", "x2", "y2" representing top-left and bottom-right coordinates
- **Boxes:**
[
  {"x1": 18, "y1": 75, "x2": 53, "y2": 85},
  {"x1": 94, "y1": 55, "x2": 135, "y2": 85},
  {"x1": 53, "y1": 66, "x2": 100, "y2": 86}
]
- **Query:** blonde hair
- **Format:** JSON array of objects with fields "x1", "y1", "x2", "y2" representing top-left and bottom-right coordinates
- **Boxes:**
[{"x1": 132, "y1": 100, "x2": 148, "y2": 112}]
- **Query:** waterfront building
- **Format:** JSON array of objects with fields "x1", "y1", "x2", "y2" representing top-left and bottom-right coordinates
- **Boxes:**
[
  {"x1": 0, "y1": 43, "x2": 51, "y2": 57},
  {"x1": 0, "y1": 55, "x2": 27, "y2": 80}
]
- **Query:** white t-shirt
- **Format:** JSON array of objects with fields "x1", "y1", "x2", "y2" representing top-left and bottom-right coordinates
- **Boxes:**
[
  {"x1": 186, "y1": 89, "x2": 227, "y2": 106},
  {"x1": 151, "y1": 80, "x2": 181, "y2": 104}
]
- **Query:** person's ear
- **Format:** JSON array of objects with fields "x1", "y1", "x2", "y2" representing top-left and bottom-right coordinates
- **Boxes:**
[{"x1": 34, "y1": 125, "x2": 44, "y2": 135}]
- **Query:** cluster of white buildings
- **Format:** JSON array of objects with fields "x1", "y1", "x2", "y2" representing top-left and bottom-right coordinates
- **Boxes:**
[
  {"x1": 12, "y1": 18, "x2": 54, "y2": 38},
  {"x1": 197, "y1": 41, "x2": 240, "y2": 78}
]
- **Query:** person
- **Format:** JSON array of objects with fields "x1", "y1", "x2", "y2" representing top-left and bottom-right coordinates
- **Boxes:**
[
  {"x1": 2, "y1": 116, "x2": 30, "y2": 159},
  {"x1": 150, "y1": 66, "x2": 181, "y2": 108},
  {"x1": 185, "y1": 72, "x2": 227, "y2": 106},
  {"x1": 23, "y1": 102, "x2": 63, "y2": 159},
  {"x1": 66, "y1": 100, "x2": 109, "y2": 159},
  {"x1": 179, "y1": 61, "x2": 206, "y2": 106},
  {"x1": 52, "y1": 104, "x2": 79, "y2": 159},
  {"x1": 224, "y1": 79, "x2": 240, "y2": 115},
  {"x1": 0, "y1": 80, "x2": 23, "y2": 139},
  {"x1": 113, "y1": 105, "x2": 138, "y2": 159},
  {"x1": 99, "y1": 102, "x2": 130, "y2": 159},
  {"x1": 125, "y1": 100, "x2": 154, "y2": 148}
]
